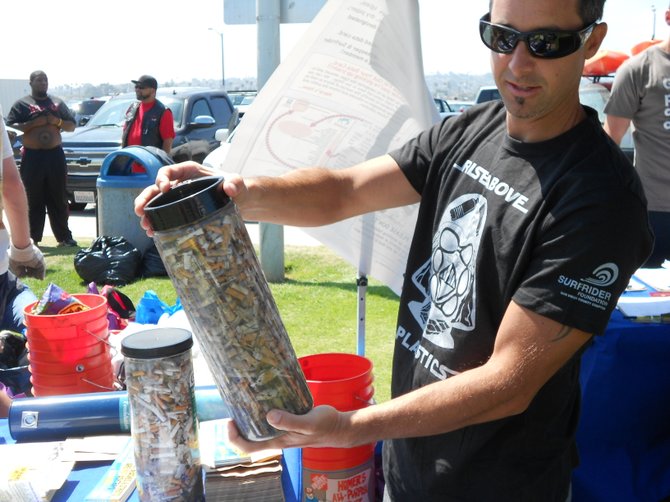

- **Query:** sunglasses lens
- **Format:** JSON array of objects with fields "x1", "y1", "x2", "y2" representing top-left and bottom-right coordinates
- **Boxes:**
[
  {"x1": 485, "y1": 25, "x2": 519, "y2": 53},
  {"x1": 479, "y1": 14, "x2": 591, "y2": 59},
  {"x1": 528, "y1": 33, "x2": 579, "y2": 57}
]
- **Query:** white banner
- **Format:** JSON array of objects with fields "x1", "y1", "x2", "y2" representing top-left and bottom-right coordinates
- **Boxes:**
[{"x1": 219, "y1": 0, "x2": 438, "y2": 295}]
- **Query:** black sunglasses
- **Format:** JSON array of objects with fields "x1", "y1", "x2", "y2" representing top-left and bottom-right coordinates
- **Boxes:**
[
  {"x1": 135, "y1": 85, "x2": 146, "y2": 90},
  {"x1": 479, "y1": 13, "x2": 596, "y2": 59}
]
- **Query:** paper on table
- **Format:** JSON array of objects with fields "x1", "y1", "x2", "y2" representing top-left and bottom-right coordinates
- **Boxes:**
[
  {"x1": 0, "y1": 441, "x2": 74, "y2": 501},
  {"x1": 199, "y1": 419, "x2": 281, "y2": 468},
  {"x1": 63, "y1": 435, "x2": 132, "y2": 462},
  {"x1": 617, "y1": 295, "x2": 670, "y2": 317},
  {"x1": 633, "y1": 267, "x2": 670, "y2": 292}
]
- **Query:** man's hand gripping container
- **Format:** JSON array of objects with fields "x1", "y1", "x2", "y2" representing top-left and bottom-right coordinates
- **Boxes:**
[{"x1": 143, "y1": 176, "x2": 313, "y2": 441}]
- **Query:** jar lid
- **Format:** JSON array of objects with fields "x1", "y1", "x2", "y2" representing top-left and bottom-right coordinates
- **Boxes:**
[
  {"x1": 143, "y1": 175, "x2": 229, "y2": 231},
  {"x1": 121, "y1": 328, "x2": 193, "y2": 359}
]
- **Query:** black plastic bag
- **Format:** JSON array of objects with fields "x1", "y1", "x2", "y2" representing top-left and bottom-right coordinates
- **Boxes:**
[
  {"x1": 140, "y1": 242, "x2": 168, "y2": 278},
  {"x1": 74, "y1": 236, "x2": 142, "y2": 286}
]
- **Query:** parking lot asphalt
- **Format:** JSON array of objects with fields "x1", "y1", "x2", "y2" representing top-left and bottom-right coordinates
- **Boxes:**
[{"x1": 42, "y1": 204, "x2": 322, "y2": 247}]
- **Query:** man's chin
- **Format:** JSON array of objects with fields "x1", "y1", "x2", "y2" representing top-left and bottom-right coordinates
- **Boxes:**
[{"x1": 34, "y1": 91, "x2": 48, "y2": 99}]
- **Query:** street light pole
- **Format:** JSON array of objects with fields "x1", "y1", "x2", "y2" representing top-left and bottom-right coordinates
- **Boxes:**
[
  {"x1": 208, "y1": 27, "x2": 225, "y2": 88},
  {"x1": 651, "y1": 5, "x2": 657, "y2": 40}
]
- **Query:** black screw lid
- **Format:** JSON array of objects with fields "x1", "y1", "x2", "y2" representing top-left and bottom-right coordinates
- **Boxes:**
[
  {"x1": 121, "y1": 328, "x2": 193, "y2": 359},
  {"x1": 143, "y1": 175, "x2": 230, "y2": 231}
]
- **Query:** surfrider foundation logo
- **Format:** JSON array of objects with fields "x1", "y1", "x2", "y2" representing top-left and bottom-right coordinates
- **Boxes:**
[
  {"x1": 581, "y1": 263, "x2": 619, "y2": 287},
  {"x1": 557, "y1": 262, "x2": 619, "y2": 311}
]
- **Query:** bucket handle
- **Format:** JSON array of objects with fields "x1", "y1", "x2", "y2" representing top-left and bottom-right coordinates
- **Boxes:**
[
  {"x1": 82, "y1": 328, "x2": 119, "y2": 390},
  {"x1": 80, "y1": 377, "x2": 116, "y2": 391},
  {"x1": 83, "y1": 327, "x2": 119, "y2": 359},
  {"x1": 354, "y1": 387, "x2": 375, "y2": 406}
]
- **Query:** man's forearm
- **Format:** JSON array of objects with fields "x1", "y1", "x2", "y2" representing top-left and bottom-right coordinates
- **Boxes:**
[
  {"x1": 238, "y1": 155, "x2": 417, "y2": 226},
  {"x1": 241, "y1": 168, "x2": 348, "y2": 226},
  {"x1": 10, "y1": 115, "x2": 48, "y2": 132},
  {"x1": 340, "y1": 362, "x2": 529, "y2": 448}
]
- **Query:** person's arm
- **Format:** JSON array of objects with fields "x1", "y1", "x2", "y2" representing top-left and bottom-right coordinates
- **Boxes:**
[
  {"x1": 3, "y1": 150, "x2": 46, "y2": 279},
  {"x1": 159, "y1": 108, "x2": 175, "y2": 155},
  {"x1": 8, "y1": 113, "x2": 49, "y2": 133},
  {"x1": 43, "y1": 113, "x2": 75, "y2": 133},
  {"x1": 0, "y1": 389, "x2": 11, "y2": 418},
  {"x1": 135, "y1": 154, "x2": 421, "y2": 232},
  {"x1": 50, "y1": 101, "x2": 76, "y2": 132},
  {"x1": 56, "y1": 116, "x2": 75, "y2": 133},
  {"x1": 226, "y1": 300, "x2": 592, "y2": 452},
  {"x1": 162, "y1": 137, "x2": 173, "y2": 155},
  {"x1": 2, "y1": 155, "x2": 30, "y2": 249},
  {"x1": 604, "y1": 114, "x2": 631, "y2": 145}
]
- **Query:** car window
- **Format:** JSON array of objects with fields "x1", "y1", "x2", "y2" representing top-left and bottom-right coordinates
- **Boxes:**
[
  {"x1": 78, "y1": 100, "x2": 105, "y2": 115},
  {"x1": 88, "y1": 98, "x2": 135, "y2": 126},
  {"x1": 160, "y1": 97, "x2": 184, "y2": 126},
  {"x1": 484, "y1": 89, "x2": 500, "y2": 101},
  {"x1": 230, "y1": 94, "x2": 245, "y2": 106},
  {"x1": 210, "y1": 96, "x2": 234, "y2": 124},
  {"x1": 190, "y1": 98, "x2": 213, "y2": 122}
]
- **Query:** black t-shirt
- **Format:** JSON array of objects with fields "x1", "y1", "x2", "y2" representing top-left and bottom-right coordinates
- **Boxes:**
[
  {"x1": 383, "y1": 101, "x2": 652, "y2": 500},
  {"x1": 7, "y1": 94, "x2": 75, "y2": 125}
]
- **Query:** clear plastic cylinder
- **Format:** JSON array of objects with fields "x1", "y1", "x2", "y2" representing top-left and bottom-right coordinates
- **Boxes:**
[
  {"x1": 143, "y1": 176, "x2": 313, "y2": 441},
  {"x1": 121, "y1": 328, "x2": 203, "y2": 501}
]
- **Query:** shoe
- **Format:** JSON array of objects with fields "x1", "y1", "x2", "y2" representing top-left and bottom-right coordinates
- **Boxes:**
[{"x1": 57, "y1": 238, "x2": 78, "y2": 248}]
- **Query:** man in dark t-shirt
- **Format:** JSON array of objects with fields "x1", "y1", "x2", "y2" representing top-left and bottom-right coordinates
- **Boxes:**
[
  {"x1": 7, "y1": 70, "x2": 78, "y2": 247},
  {"x1": 135, "y1": 0, "x2": 653, "y2": 500}
]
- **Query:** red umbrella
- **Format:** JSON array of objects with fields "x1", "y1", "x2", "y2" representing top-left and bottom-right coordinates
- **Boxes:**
[
  {"x1": 583, "y1": 50, "x2": 630, "y2": 77},
  {"x1": 631, "y1": 39, "x2": 662, "y2": 56}
]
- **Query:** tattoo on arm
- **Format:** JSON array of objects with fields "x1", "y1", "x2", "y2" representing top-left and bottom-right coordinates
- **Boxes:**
[{"x1": 551, "y1": 325, "x2": 573, "y2": 342}]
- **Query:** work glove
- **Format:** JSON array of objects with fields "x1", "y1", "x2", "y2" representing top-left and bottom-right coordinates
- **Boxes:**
[{"x1": 9, "y1": 241, "x2": 46, "y2": 280}]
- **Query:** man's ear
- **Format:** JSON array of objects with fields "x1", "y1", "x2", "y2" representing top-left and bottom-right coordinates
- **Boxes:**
[{"x1": 584, "y1": 22, "x2": 608, "y2": 59}]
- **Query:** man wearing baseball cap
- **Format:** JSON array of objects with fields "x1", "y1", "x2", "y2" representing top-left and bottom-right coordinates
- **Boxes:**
[{"x1": 122, "y1": 75, "x2": 175, "y2": 155}]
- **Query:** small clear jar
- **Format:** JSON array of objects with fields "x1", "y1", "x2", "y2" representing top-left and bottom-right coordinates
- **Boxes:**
[
  {"x1": 143, "y1": 176, "x2": 313, "y2": 441},
  {"x1": 121, "y1": 328, "x2": 203, "y2": 501}
]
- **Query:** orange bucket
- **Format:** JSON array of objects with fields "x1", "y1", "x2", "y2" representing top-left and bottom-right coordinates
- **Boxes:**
[
  {"x1": 24, "y1": 294, "x2": 114, "y2": 396},
  {"x1": 298, "y1": 353, "x2": 376, "y2": 502}
]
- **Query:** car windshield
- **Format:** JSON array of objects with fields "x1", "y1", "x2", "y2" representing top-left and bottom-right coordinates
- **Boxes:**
[
  {"x1": 159, "y1": 97, "x2": 184, "y2": 125},
  {"x1": 87, "y1": 98, "x2": 135, "y2": 127},
  {"x1": 86, "y1": 96, "x2": 184, "y2": 128}
]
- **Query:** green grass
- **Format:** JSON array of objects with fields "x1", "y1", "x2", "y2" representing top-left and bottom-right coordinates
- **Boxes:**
[{"x1": 24, "y1": 237, "x2": 400, "y2": 403}]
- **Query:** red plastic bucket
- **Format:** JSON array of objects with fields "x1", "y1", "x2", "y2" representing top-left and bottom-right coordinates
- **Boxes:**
[
  {"x1": 30, "y1": 362, "x2": 113, "y2": 387},
  {"x1": 300, "y1": 352, "x2": 374, "y2": 411},
  {"x1": 298, "y1": 353, "x2": 376, "y2": 502},
  {"x1": 28, "y1": 351, "x2": 112, "y2": 376},
  {"x1": 27, "y1": 340, "x2": 109, "y2": 364},
  {"x1": 24, "y1": 294, "x2": 113, "y2": 396}
]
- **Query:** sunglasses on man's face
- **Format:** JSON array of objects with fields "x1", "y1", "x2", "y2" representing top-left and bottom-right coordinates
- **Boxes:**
[
  {"x1": 479, "y1": 13, "x2": 596, "y2": 59},
  {"x1": 135, "y1": 85, "x2": 146, "y2": 90}
]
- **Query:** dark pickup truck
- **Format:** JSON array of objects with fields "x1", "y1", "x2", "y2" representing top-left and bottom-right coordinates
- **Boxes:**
[{"x1": 60, "y1": 87, "x2": 239, "y2": 209}]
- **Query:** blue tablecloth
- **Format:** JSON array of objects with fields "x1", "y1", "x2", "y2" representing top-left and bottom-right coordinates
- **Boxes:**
[
  {"x1": 3, "y1": 306, "x2": 669, "y2": 500},
  {"x1": 572, "y1": 309, "x2": 670, "y2": 501},
  {"x1": 0, "y1": 419, "x2": 301, "y2": 501}
]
